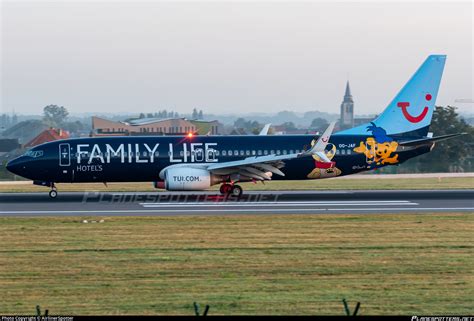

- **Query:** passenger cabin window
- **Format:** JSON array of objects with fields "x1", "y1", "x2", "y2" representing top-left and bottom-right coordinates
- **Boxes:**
[
  {"x1": 195, "y1": 148, "x2": 204, "y2": 162},
  {"x1": 207, "y1": 149, "x2": 217, "y2": 161}
]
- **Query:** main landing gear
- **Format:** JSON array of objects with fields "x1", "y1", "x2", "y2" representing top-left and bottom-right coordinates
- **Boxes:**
[{"x1": 219, "y1": 183, "x2": 243, "y2": 198}]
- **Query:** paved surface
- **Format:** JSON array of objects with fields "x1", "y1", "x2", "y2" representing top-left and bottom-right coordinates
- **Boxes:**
[{"x1": 0, "y1": 190, "x2": 472, "y2": 216}]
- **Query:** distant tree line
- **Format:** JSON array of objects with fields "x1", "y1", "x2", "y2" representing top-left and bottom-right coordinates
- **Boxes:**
[
  {"x1": 138, "y1": 110, "x2": 179, "y2": 119},
  {"x1": 0, "y1": 114, "x2": 19, "y2": 130},
  {"x1": 135, "y1": 108, "x2": 205, "y2": 120}
]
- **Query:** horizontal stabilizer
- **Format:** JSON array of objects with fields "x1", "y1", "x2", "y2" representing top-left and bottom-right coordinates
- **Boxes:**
[{"x1": 399, "y1": 133, "x2": 466, "y2": 147}]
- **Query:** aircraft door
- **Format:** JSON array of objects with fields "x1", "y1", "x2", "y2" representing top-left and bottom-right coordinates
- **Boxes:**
[
  {"x1": 365, "y1": 140, "x2": 376, "y2": 165},
  {"x1": 59, "y1": 143, "x2": 71, "y2": 166},
  {"x1": 58, "y1": 143, "x2": 72, "y2": 182}
]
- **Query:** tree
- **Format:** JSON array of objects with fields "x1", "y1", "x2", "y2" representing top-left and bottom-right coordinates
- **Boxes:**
[
  {"x1": 158, "y1": 110, "x2": 167, "y2": 118},
  {"x1": 233, "y1": 118, "x2": 262, "y2": 134},
  {"x1": 280, "y1": 122, "x2": 297, "y2": 131},
  {"x1": 391, "y1": 106, "x2": 474, "y2": 173},
  {"x1": 234, "y1": 118, "x2": 248, "y2": 129},
  {"x1": 310, "y1": 117, "x2": 329, "y2": 131},
  {"x1": 43, "y1": 105, "x2": 69, "y2": 127},
  {"x1": 192, "y1": 108, "x2": 198, "y2": 120},
  {"x1": 63, "y1": 120, "x2": 85, "y2": 133}
]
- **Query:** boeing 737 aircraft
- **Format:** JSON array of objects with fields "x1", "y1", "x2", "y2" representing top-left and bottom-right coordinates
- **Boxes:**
[{"x1": 6, "y1": 55, "x2": 463, "y2": 198}]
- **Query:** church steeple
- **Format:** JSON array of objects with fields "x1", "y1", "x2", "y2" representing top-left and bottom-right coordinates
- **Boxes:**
[
  {"x1": 343, "y1": 81, "x2": 353, "y2": 102},
  {"x1": 340, "y1": 81, "x2": 354, "y2": 129}
]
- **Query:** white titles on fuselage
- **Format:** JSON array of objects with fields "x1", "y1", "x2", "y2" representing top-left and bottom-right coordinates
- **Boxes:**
[{"x1": 75, "y1": 143, "x2": 218, "y2": 165}]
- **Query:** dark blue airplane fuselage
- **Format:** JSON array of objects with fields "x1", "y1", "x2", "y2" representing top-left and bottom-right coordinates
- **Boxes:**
[{"x1": 6, "y1": 133, "x2": 431, "y2": 184}]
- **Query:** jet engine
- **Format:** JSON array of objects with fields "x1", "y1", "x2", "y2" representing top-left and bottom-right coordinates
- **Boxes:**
[{"x1": 163, "y1": 167, "x2": 222, "y2": 191}]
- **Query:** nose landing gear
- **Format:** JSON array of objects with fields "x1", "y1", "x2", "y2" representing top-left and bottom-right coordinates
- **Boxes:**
[
  {"x1": 49, "y1": 184, "x2": 58, "y2": 199},
  {"x1": 219, "y1": 183, "x2": 243, "y2": 198}
]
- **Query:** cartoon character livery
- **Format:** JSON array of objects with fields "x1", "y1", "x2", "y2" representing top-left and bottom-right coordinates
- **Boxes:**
[
  {"x1": 353, "y1": 123, "x2": 399, "y2": 169},
  {"x1": 6, "y1": 55, "x2": 464, "y2": 198}
]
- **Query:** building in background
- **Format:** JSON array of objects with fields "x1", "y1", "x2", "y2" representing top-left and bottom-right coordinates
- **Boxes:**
[
  {"x1": 92, "y1": 116, "x2": 222, "y2": 136},
  {"x1": 23, "y1": 128, "x2": 70, "y2": 149},
  {"x1": 338, "y1": 81, "x2": 376, "y2": 130},
  {"x1": 339, "y1": 81, "x2": 354, "y2": 130},
  {"x1": 189, "y1": 119, "x2": 222, "y2": 135}
]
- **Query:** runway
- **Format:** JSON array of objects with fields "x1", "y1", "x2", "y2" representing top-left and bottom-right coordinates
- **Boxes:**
[{"x1": 0, "y1": 189, "x2": 472, "y2": 216}]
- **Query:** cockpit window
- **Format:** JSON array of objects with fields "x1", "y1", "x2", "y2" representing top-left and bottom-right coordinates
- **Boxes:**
[{"x1": 24, "y1": 150, "x2": 44, "y2": 158}]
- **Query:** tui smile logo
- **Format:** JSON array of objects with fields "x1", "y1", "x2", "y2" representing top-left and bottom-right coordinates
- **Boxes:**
[{"x1": 396, "y1": 94, "x2": 431, "y2": 123}]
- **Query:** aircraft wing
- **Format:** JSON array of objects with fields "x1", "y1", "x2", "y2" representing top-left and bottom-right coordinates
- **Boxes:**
[{"x1": 206, "y1": 122, "x2": 336, "y2": 181}]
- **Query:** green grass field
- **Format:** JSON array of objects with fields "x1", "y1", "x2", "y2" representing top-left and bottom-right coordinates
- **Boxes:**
[
  {"x1": 0, "y1": 177, "x2": 473, "y2": 193},
  {"x1": 0, "y1": 213, "x2": 472, "y2": 315}
]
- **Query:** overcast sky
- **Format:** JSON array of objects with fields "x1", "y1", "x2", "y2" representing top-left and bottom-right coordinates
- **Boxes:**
[{"x1": 1, "y1": 1, "x2": 472, "y2": 116}]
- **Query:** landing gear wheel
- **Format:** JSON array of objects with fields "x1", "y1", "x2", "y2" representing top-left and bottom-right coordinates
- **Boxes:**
[
  {"x1": 220, "y1": 184, "x2": 232, "y2": 194},
  {"x1": 49, "y1": 189, "x2": 58, "y2": 199},
  {"x1": 230, "y1": 185, "x2": 243, "y2": 198}
]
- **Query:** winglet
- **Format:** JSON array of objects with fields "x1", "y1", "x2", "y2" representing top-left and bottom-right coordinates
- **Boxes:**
[
  {"x1": 309, "y1": 122, "x2": 336, "y2": 153},
  {"x1": 259, "y1": 124, "x2": 272, "y2": 135}
]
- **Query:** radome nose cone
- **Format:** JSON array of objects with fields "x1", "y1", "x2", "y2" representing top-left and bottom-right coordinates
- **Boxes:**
[{"x1": 6, "y1": 158, "x2": 21, "y2": 175}]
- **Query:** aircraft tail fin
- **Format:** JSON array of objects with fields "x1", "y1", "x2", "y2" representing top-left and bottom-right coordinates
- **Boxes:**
[{"x1": 337, "y1": 55, "x2": 447, "y2": 138}]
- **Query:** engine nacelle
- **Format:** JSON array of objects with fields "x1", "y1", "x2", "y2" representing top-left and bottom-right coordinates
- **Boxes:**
[{"x1": 164, "y1": 167, "x2": 221, "y2": 191}]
